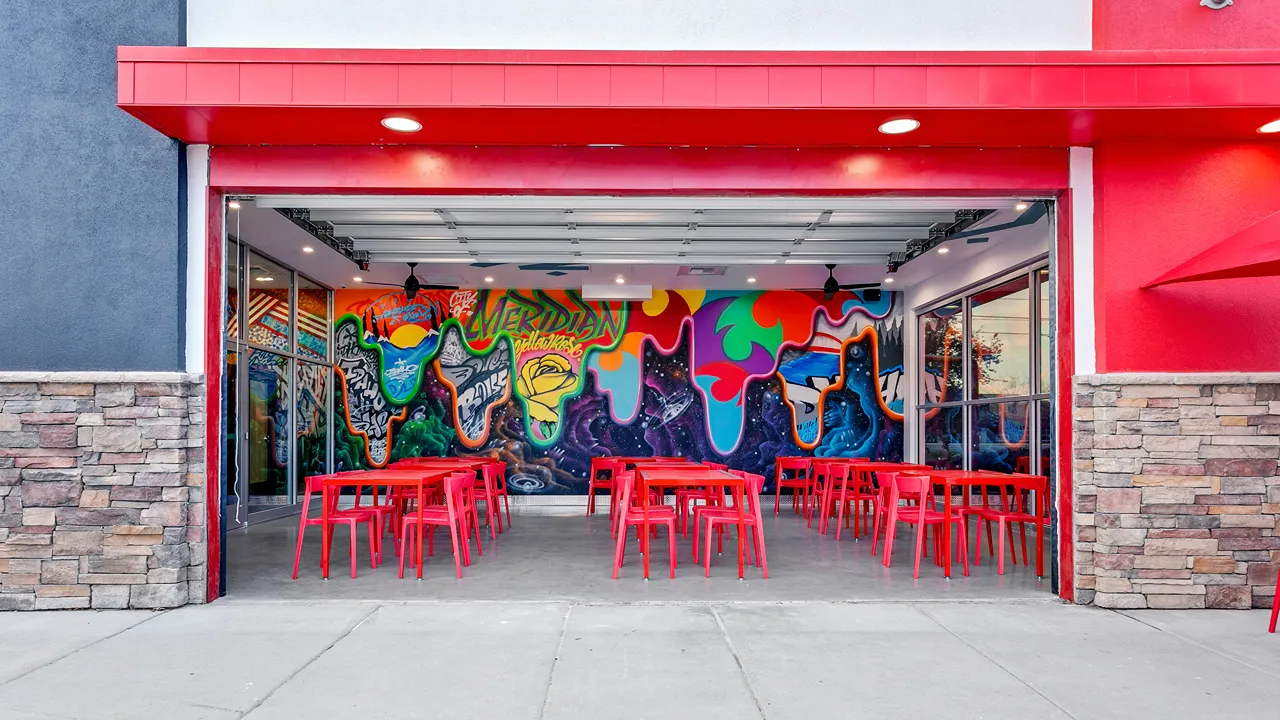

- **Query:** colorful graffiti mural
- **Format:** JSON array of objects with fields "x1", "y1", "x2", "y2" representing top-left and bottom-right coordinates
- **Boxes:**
[{"x1": 333, "y1": 287, "x2": 904, "y2": 493}]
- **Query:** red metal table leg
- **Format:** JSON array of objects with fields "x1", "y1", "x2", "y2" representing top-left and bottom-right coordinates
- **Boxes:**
[
  {"x1": 320, "y1": 482, "x2": 331, "y2": 579},
  {"x1": 943, "y1": 480, "x2": 953, "y2": 579},
  {"x1": 642, "y1": 476, "x2": 651, "y2": 580},
  {"x1": 736, "y1": 483, "x2": 745, "y2": 579}
]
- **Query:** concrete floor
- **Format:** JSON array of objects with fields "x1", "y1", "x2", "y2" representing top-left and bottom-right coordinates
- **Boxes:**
[
  {"x1": 1, "y1": 601, "x2": 1277, "y2": 719},
  {"x1": 226, "y1": 507, "x2": 1053, "y2": 601}
]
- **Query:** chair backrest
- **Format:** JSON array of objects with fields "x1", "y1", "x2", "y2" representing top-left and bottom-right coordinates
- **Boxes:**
[
  {"x1": 391, "y1": 457, "x2": 442, "y2": 467},
  {"x1": 776, "y1": 457, "x2": 810, "y2": 480},
  {"x1": 704, "y1": 461, "x2": 728, "y2": 471},
  {"x1": 827, "y1": 462, "x2": 851, "y2": 483},
  {"x1": 612, "y1": 470, "x2": 637, "y2": 536},
  {"x1": 890, "y1": 472, "x2": 931, "y2": 501},
  {"x1": 590, "y1": 457, "x2": 616, "y2": 479},
  {"x1": 483, "y1": 461, "x2": 505, "y2": 484}
]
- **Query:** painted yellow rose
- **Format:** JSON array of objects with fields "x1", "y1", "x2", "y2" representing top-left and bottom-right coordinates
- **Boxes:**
[{"x1": 517, "y1": 353, "x2": 578, "y2": 434}]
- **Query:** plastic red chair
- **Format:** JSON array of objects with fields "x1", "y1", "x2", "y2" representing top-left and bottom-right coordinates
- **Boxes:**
[
  {"x1": 817, "y1": 463, "x2": 853, "y2": 534},
  {"x1": 693, "y1": 471, "x2": 769, "y2": 578},
  {"x1": 1270, "y1": 568, "x2": 1279, "y2": 633},
  {"x1": 611, "y1": 470, "x2": 678, "y2": 579},
  {"x1": 774, "y1": 457, "x2": 812, "y2": 516},
  {"x1": 703, "y1": 461, "x2": 729, "y2": 471},
  {"x1": 397, "y1": 471, "x2": 476, "y2": 579},
  {"x1": 831, "y1": 466, "x2": 879, "y2": 540},
  {"x1": 963, "y1": 478, "x2": 1045, "y2": 574},
  {"x1": 586, "y1": 457, "x2": 617, "y2": 517},
  {"x1": 483, "y1": 462, "x2": 512, "y2": 531},
  {"x1": 292, "y1": 474, "x2": 379, "y2": 580},
  {"x1": 874, "y1": 473, "x2": 970, "y2": 579}
]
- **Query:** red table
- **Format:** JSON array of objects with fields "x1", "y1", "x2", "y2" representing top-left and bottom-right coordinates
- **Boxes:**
[
  {"x1": 900, "y1": 469, "x2": 1049, "y2": 579},
  {"x1": 635, "y1": 465, "x2": 746, "y2": 579},
  {"x1": 320, "y1": 468, "x2": 454, "y2": 579}
]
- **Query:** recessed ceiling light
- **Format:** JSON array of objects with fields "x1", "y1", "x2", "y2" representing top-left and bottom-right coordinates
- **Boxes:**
[
  {"x1": 937, "y1": 247, "x2": 950, "y2": 254},
  {"x1": 884, "y1": 277, "x2": 895, "y2": 284},
  {"x1": 254, "y1": 276, "x2": 273, "y2": 282},
  {"x1": 352, "y1": 276, "x2": 363, "y2": 283},
  {"x1": 301, "y1": 246, "x2": 314, "y2": 253},
  {"x1": 615, "y1": 275, "x2": 626, "y2": 284},
  {"x1": 484, "y1": 276, "x2": 494, "y2": 283},
  {"x1": 878, "y1": 118, "x2": 920, "y2": 135},
  {"x1": 1258, "y1": 119, "x2": 1280, "y2": 134},
  {"x1": 227, "y1": 200, "x2": 241, "y2": 210},
  {"x1": 1015, "y1": 202, "x2": 1030, "y2": 212},
  {"x1": 381, "y1": 116, "x2": 422, "y2": 133},
  {"x1": 747, "y1": 277, "x2": 757, "y2": 283}
]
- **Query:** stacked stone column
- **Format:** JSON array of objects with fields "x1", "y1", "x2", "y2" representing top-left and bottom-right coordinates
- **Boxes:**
[
  {"x1": 1074, "y1": 374, "x2": 1280, "y2": 609},
  {"x1": 0, "y1": 373, "x2": 205, "y2": 609}
]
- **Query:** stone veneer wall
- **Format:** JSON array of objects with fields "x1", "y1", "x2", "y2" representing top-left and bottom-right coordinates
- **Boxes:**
[
  {"x1": 1074, "y1": 373, "x2": 1280, "y2": 610},
  {"x1": 0, "y1": 373, "x2": 206, "y2": 610}
]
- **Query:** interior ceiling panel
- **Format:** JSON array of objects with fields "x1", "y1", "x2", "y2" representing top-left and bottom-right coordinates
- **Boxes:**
[{"x1": 257, "y1": 194, "x2": 1012, "y2": 268}]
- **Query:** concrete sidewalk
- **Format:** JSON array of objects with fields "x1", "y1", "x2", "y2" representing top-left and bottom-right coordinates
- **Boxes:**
[{"x1": 0, "y1": 600, "x2": 1277, "y2": 719}]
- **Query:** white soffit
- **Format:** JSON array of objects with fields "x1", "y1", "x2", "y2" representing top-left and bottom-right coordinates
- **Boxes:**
[{"x1": 255, "y1": 195, "x2": 1017, "y2": 268}]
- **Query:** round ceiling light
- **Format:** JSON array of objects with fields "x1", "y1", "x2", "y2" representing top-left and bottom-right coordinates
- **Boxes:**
[
  {"x1": 301, "y1": 246, "x2": 314, "y2": 253},
  {"x1": 227, "y1": 200, "x2": 241, "y2": 210},
  {"x1": 381, "y1": 116, "x2": 423, "y2": 133},
  {"x1": 937, "y1": 246, "x2": 950, "y2": 254},
  {"x1": 747, "y1": 277, "x2": 757, "y2": 283},
  {"x1": 484, "y1": 276, "x2": 494, "y2": 283},
  {"x1": 1015, "y1": 202, "x2": 1030, "y2": 212},
  {"x1": 884, "y1": 277, "x2": 895, "y2": 284},
  {"x1": 878, "y1": 118, "x2": 920, "y2": 135},
  {"x1": 254, "y1": 276, "x2": 273, "y2": 282},
  {"x1": 615, "y1": 275, "x2": 626, "y2": 284},
  {"x1": 352, "y1": 276, "x2": 363, "y2": 283},
  {"x1": 1259, "y1": 119, "x2": 1280, "y2": 134}
]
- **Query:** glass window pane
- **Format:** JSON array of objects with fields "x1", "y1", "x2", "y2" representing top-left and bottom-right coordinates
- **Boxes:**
[
  {"x1": 971, "y1": 275, "x2": 1031, "y2": 398},
  {"x1": 1038, "y1": 398, "x2": 1053, "y2": 480},
  {"x1": 922, "y1": 406, "x2": 964, "y2": 469},
  {"x1": 225, "y1": 241, "x2": 240, "y2": 339},
  {"x1": 921, "y1": 300, "x2": 963, "y2": 404},
  {"x1": 295, "y1": 362, "x2": 329, "y2": 493},
  {"x1": 247, "y1": 350, "x2": 290, "y2": 513},
  {"x1": 297, "y1": 277, "x2": 330, "y2": 361},
  {"x1": 246, "y1": 252, "x2": 291, "y2": 352},
  {"x1": 1038, "y1": 268, "x2": 1051, "y2": 395},
  {"x1": 972, "y1": 401, "x2": 1031, "y2": 474}
]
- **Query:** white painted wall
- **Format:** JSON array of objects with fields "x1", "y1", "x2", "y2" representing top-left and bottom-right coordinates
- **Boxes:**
[
  {"x1": 896, "y1": 211, "x2": 1052, "y2": 460},
  {"x1": 1070, "y1": 147, "x2": 1096, "y2": 376},
  {"x1": 187, "y1": 0, "x2": 1091, "y2": 51},
  {"x1": 185, "y1": 145, "x2": 209, "y2": 375}
]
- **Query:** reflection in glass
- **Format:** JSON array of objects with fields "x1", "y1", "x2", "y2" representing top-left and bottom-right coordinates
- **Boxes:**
[
  {"x1": 1039, "y1": 398, "x2": 1053, "y2": 480},
  {"x1": 921, "y1": 301, "x2": 963, "y2": 404},
  {"x1": 971, "y1": 275, "x2": 1031, "y2": 398},
  {"x1": 247, "y1": 350, "x2": 290, "y2": 512},
  {"x1": 923, "y1": 406, "x2": 964, "y2": 470},
  {"x1": 972, "y1": 401, "x2": 1031, "y2": 474},
  {"x1": 1038, "y1": 269, "x2": 1051, "y2": 395},
  {"x1": 297, "y1": 277, "x2": 330, "y2": 361},
  {"x1": 295, "y1": 362, "x2": 329, "y2": 493},
  {"x1": 226, "y1": 242, "x2": 241, "y2": 339},
  {"x1": 225, "y1": 351, "x2": 240, "y2": 518},
  {"x1": 247, "y1": 252, "x2": 292, "y2": 352}
]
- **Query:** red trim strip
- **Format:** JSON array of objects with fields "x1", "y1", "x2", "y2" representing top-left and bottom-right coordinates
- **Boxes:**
[
  {"x1": 204, "y1": 188, "x2": 223, "y2": 602},
  {"x1": 1055, "y1": 190, "x2": 1075, "y2": 602}
]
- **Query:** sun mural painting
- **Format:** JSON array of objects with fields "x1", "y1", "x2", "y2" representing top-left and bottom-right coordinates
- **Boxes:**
[{"x1": 333, "y1": 286, "x2": 904, "y2": 494}]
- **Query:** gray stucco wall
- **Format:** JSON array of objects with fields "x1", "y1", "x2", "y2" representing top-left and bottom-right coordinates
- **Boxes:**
[{"x1": 0, "y1": 2, "x2": 185, "y2": 371}]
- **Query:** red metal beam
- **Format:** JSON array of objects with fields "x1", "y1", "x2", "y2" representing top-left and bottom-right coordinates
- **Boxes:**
[{"x1": 208, "y1": 145, "x2": 1069, "y2": 196}]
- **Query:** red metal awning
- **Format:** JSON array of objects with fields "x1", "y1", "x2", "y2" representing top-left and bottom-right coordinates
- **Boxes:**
[
  {"x1": 116, "y1": 48, "x2": 1280, "y2": 147},
  {"x1": 1144, "y1": 209, "x2": 1280, "y2": 288}
]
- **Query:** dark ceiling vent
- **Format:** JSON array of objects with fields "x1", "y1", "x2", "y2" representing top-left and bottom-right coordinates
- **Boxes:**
[{"x1": 678, "y1": 266, "x2": 728, "y2": 276}]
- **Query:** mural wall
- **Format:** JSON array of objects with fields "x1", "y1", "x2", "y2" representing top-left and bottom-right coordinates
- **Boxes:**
[{"x1": 332, "y1": 287, "x2": 904, "y2": 493}]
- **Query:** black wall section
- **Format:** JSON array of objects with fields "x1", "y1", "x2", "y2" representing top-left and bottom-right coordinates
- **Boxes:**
[{"x1": 0, "y1": 2, "x2": 185, "y2": 370}]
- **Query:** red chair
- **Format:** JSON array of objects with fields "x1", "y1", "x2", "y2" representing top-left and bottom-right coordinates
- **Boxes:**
[
  {"x1": 693, "y1": 471, "x2": 769, "y2": 578},
  {"x1": 874, "y1": 473, "x2": 970, "y2": 579},
  {"x1": 704, "y1": 461, "x2": 729, "y2": 471},
  {"x1": 831, "y1": 466, "x2": 879, "y2": 541},
  {"x1": 397, "y1": 471, "x2": 476, "y2": 579},
  {"x1": 292, "y1": 474, "x2": 379, "y2": 580},
  {"x1": 483, "y1": 462, "x2": 512, "y2": 532},
  {"x1": 586, "y1": 457, "x2": 617, "y2": 517},
  {"x1": 470, "y1": 463, "x2": 500, "y2": 541},
  {"x1": 817, "y1": 463, "x2": 854, "y2": 535},
  {"x1": 774, "y1": 457, "x2": 812, "y2": 516},
  {"x1": 1270, "y1": 568, "x2": 1279, "y2": 633},
  {"x1": 611, "y1": 470, "x2": 678, "y2": 579},
  {"x1": 963, "y1": 479, "x2": 1045, "y2": 574}
]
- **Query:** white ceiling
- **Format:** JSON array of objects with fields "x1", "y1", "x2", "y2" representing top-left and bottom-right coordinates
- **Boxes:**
[{"x1": 230, "y1": 195, "x2": 1034, "y2": 291}]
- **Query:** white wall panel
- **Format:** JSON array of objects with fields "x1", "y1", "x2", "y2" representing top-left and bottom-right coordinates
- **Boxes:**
[{"x1": 188, "y1": 0, "x2": 1091, "y2": 51}]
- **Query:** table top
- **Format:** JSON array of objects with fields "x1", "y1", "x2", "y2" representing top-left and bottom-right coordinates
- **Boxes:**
[
  {"x1": 614, "y1": 456, "x2": 686, "y2": 464},
  {"x1": 320, "y1": 468, "x2": 455, "y2": 488},
  {"x1": 902, "y1": 469, "x2": 1048, "y2": 489},
  {"x1": 636, "y1": 466, "x2": 744, "y2": 487}
]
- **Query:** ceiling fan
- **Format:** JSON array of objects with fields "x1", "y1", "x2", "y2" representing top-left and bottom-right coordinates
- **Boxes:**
[
  {"x1": 816, "y1": 264, "x2": 881, "y2": 301},
  {"x1": 357, "y1": 262, "x2": 458, "y2": 300}
]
